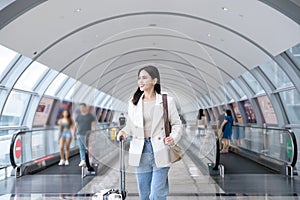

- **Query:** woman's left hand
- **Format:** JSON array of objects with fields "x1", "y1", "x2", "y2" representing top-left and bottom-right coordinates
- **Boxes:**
[{"x1": 164, "y1": 136, "x2": 175, "y2": 145}]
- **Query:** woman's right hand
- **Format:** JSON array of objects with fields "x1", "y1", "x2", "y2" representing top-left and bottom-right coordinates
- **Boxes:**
[{"x1": 117, "y1": 131, "x2": 127, "y2": 141}]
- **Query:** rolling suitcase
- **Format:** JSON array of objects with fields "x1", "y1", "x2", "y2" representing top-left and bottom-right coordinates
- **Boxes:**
[{"x1": 92, "y1": 136, "x2": 127, "y2": 200}]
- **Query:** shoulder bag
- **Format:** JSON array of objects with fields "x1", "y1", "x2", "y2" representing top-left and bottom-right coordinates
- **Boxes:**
[{"x1": 162, "y1": 94, "x2": 183, "y2": 163}]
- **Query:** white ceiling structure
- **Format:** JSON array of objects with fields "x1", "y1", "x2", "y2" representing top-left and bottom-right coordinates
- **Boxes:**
[{"x1": 0, "y1": 0, "x2": 300, "y2": 112}]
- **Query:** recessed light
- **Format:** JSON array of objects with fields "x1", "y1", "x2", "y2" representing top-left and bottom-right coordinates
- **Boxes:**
[
  {"x1": 222, "y1": 7, "x2": 228, "y2": 11},
  {"x1": 74, "y1": 8, "x2": 82, "y2": 12},
  {"x1": 207, "y1": 34, "x2": 211, "y2": 37}
]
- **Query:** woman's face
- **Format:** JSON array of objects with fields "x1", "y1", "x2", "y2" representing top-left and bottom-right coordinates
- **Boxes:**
[
  {"x1": 138, "y1": 70, "x2": 156, "y2": 92},
  {"x1": 62, "y1": 110, "x2": 69, "y2": 118}
]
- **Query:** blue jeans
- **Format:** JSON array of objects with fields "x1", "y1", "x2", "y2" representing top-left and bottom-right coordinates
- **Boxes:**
[
  {"x1": 135, "y1": 138, "x2": 170, "y2": 200},
  {"x1": 77, "y1": 135, "x2": 86, "y2": 161}
]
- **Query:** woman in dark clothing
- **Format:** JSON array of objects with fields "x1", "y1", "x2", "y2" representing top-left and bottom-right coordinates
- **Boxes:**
[{"x1": 220, "y1": 109, "x2": 234, "y2": 153}]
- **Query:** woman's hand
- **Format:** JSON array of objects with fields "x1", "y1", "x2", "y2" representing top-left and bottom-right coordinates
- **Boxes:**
[
  {"x1": 164, "y1": 136, "x2": 175, "y2": 146},
  {"x1": 117, "y1": 131, "x2": 127, "y2": 141}
]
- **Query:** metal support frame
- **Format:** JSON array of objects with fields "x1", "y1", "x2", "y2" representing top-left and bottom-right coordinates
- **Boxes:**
[
  {"x1": 15, "y1": 165, "x2": 22, "y2": 178},
  {"x1": 81, "y1": 166, "x2": 87, "y2": 178},
  {"x1": 218, "y1": 164, "x2": 224, "y2": 178},
  {"x1": 286, "y1": 165, "x2": 293, "y2": 178}
]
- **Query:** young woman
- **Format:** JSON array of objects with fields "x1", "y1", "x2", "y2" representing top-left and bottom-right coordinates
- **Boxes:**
[
  {"x1": 117, "y1": 65, "x2": 182, "y2": 200},
  {"x1": 58, "y1": 109, "x2": 74, "y2": 166},
  {"x1": 220, "y1": 109, "x2": 234, "y2": 153}
]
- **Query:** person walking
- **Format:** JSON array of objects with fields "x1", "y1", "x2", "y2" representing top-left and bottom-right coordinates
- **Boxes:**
[
  {"x1": 220, "y1": 109, "x2": 234, "y2": 153},
  {"x1": 119, "y1": 113, "x2": 126, "y2": 128},
  {"x1": 117, "y1": 65, "x2": 182, "y2": 200},
  {"x1": 57, "y1": 109, "x2": 74, "y2": 166},
  {"x1": 74, "y1": 103, "x2": 96, "y2": 167}
]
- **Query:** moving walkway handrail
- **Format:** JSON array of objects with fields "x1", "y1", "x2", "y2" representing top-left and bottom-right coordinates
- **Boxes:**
[
  {"x1": 9, "y1": 128, "x2": 70, "y2": 170},
  {"x1": 231, "y1": 125, "x2": 297, "y2": 167}
]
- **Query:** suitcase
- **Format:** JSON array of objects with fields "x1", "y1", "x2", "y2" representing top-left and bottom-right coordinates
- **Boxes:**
[{"x1": 92, "y1": 136, "x2": 127, "y2": 200}]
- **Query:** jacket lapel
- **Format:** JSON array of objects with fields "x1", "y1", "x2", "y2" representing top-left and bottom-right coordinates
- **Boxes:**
[{"x1": 151, "y1": 93, "x2": 163, "y2": 135}]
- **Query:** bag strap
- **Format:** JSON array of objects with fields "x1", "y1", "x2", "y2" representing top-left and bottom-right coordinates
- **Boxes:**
[{"x1": 162, "y1": 94, "x2": 170, "y2": 137}]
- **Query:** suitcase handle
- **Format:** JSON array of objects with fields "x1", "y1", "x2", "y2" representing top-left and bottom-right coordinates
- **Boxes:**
[{"x1": 119, "y1": 135, "x2": 127, "y2": 199}]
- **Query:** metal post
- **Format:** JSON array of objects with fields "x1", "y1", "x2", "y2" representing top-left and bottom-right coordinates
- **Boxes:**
[
  {"x1": 219, "y1": 164, "x2": 224, "y2": 178},
  {"x1": 286, "y1": 165, "x2": 293, "y2": 178},
  {"x1": 81, "y1": 166, "x2": 86, "y2": 178}
]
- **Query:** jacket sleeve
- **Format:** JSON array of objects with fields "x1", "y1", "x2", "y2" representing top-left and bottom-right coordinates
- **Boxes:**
[{"x1": 168, "y1": 97, "x2": 182, "y2": 145}]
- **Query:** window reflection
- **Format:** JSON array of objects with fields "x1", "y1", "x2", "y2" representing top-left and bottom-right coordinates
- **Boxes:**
[
  {"x1": 279, "y1": 89, "x2": 300, "y2": 124},
  {"x1": 14, "y1": 61, "x2": 48, "y2": 91},
  {"x1": 0, "y1": 91, "x2": 30, "y2": 126},
  {"x1": 259, "y1": 60, "x2": 293, "y2": 89}
]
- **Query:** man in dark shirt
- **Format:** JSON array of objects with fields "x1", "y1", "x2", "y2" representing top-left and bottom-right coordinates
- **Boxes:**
[
  {"x1": 119, "y1": 113, "x2": 126, "y2": 128},
  {"x1": 74, "y1": 103, "x2": 96, "y2": 167}
]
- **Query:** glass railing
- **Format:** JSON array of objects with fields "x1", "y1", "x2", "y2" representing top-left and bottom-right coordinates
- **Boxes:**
[
  {"x1": 85, "y1": 125, "x2": 221, "y2": 176},
  {"x1": 179, "y1": 125, "x2": 221, "y2": 176},
  {"x1": 9, "y1": 128, "x2": 78, "y2": 171},
  {"x1": 0, "y1": 126, "x2": 28, "y2": 179},
  {"x1": 231, "y1": 125, "x2": 297, "y2": 167},
  {"x1": 85, "y1": 127, "x2": 122, "y2": 173}
]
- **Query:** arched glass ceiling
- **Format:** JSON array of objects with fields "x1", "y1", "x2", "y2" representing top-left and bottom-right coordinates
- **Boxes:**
[
  {"x1": 241, "y1": 71, "x2": 264, "y2": 95},
  {"x1": 0, "y1": 44, "x2": 17, "y2": 78},
  {"x1": 287, "y1": 43, "x2": 300, "y2": 69},
  {"x1": 44, "y1": 73, "x2": 68, "y2": 96},
  {"x1": 14, "y1": 61, "x2": 48, "y2": 91},
  {"x1": 260, "y1": 60, "x2": 293, "y2": 89}
]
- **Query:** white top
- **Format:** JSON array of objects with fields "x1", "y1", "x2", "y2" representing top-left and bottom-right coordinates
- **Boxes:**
[{"x1": 143, "y1": 100, "x2": 156, "y2": 138}]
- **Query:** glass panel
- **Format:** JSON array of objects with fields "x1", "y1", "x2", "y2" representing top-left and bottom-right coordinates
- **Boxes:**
[
  {"x1": 242, "y1": 71, "x2": 264, "y2": 94},
  {"x1": 287, "y1": 43, "x2": 300, "y2": 69},
  {"x1": 259, "y1": 60, "x2": 293, "y2": 89},
  {"x1": 279, "y1": 89, "x2": 300, "y2": 124},
  {"x1": 229, "y1": 80, "x2": 245, "y2": 98},
  {"x1": 0, "y1": 0, "x2": 16, "y2": 10},
  {"x1": 45, "y1": 73, "x2": 67, "y2": 96},
  {"x1": 219, "y1": 86, "x2": 232, "y2": 102},
  {"x1": 225, "y1": 84, "x2": 238, "y2": 101},
  {"x1": 257, "y1": 95, "x2": 278, "y2": 124},
  {"x1": 0, "y1": 44, "x2": 18, "y2": 78},
  {"x1": 14, "y1": 61, "x2": 48, "y2": 91},
  {"x1": 232, "y1": 126, "x2": 296, "y2": 165},
  {"x1": 13, "y1": 129, "x2": 77, "y2": 166},
  {"x1": 0, "y1": 91, "x2": 30, "y2": 126},
  {"x1": 65, "y1": 82, "x2": 80, "y2": 101},
  {"x1": 210, "y1": 92, "x2": 220, "y2": 105}
]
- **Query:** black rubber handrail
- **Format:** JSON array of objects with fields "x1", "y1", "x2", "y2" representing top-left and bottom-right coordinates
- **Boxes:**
[
  {"x1": 9, "y1": 131, "x2": 25, "y2": 168},
  {"x1": 288, "y1": 129, "x2": 298, "y2": 167},
  {"x1": 213, "y1": 138, "x2": 220, "y2": 170}
]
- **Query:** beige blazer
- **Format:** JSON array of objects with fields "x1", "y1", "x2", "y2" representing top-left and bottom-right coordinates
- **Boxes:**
[{"x1": 121, "y1": 93, "x2": 182, "y2": 168}]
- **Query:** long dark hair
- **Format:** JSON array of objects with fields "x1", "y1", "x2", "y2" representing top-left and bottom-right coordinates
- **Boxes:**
[
  {"x1": 226, "y1": 109, "x2": 232, "y2": 117},
  {"x1": 197, "y1": 109, "x2": 205, "y2": 120},
  {"x1": 60, "y1": 109, "x2": 73, "y2": 125},
  {"x1": 132, "y1": 65, "x2": 161, "y2": 105}
]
